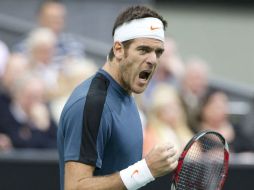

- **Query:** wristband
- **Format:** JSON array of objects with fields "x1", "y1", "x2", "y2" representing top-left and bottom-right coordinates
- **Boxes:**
[{"x1": 120, "y1": 159, "x2": 155, "y2": 190}]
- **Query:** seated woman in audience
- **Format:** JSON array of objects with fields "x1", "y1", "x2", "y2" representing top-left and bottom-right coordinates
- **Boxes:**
[
  {"x1": 198, "y1": 90, "x2": 253, "y2": 152},
  {"x1": 198, "y1": 90, "x2": 236, "y2": 149},
  {"x1": 0, "y1": 73, "x2": 57, "y2": 149},
  {"x1": 143, "y1": 83, "x2": 193, "y2": 156}
]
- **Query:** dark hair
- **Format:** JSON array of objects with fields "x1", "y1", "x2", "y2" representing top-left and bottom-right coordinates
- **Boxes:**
[
  {"x1": 108, "y1": 5, "x2": 167, "y2": 61},
  {"x1": 198, "y1": 88, "x2": 227, "y2": 122}
]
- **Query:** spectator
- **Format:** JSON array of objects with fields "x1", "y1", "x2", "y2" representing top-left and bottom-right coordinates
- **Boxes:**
[
  {"x1": 179, "y1": 57, "x2": 209, "y2": 133},
  {"x1": 0, "y1": 73, "x2": 57, "y2": 149},
  {"x1": 143, "y1": 84, "x2": 193, "y2": 156},
  {"x1": 13, "y1": 0, "x2": 85, "y2": 65},
  {"x1": 199, "y1": 90, "x2": 254, "y2": 153},
  {"x1": 199, "y1": 91, "x2": 235, "y2": 143},
  {"x1": 26, "y1": 27, "x2": 59, "y2": 98},
  {"x1": 24, "y1": 27, "x2": 96, "y2": 102}
]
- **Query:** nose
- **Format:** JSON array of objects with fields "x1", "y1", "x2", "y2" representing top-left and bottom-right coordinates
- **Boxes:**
[{"x1": 146, "y1": 51, "x2": 157, "y2": 68}]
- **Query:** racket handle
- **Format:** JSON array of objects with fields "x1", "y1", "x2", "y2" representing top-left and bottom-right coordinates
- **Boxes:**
[{"x1": 171, "y1": 183, "x2": 176, "y2": 190}]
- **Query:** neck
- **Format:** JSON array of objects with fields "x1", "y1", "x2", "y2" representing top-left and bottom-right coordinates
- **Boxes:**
[
  {"x1": 102, "y1": 60, "x2": 118, "y2": 81},
  {"x1": 102, "y1": 60, "x2": 131, "y2": 95}
]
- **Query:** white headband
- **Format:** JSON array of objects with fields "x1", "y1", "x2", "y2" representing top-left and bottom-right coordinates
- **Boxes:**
[{"x1": 113, "y1": 17, "x2": 164, "y2": 42}]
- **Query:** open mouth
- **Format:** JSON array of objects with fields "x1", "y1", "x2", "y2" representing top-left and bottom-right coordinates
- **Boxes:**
[{"x1": 139, "y1": 70, "x2": 151, "y2": 81}]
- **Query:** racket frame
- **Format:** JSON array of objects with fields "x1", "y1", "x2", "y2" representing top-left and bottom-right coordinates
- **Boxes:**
[{"x1": 171, "y1": 130, "x2": 230, "y2": 190}]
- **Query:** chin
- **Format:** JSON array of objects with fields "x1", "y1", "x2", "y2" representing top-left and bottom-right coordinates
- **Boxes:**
[
  {"x1": 133, "y1": 91, "x2": 144, "y2": 94},
  {"x1": 132, "y1": 87, "x2": 146, "y2": 94}
]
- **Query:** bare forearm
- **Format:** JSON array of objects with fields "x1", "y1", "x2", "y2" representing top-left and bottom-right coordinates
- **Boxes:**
[
  {"x1": 66, "y1": 172, "x2": 126, "y2": 190},
  {"x1": 65, "y1": 141, "x2": 179, "y2": 190}
]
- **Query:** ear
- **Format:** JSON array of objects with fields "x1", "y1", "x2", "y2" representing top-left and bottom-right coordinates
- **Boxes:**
[{"x1": 113, "y1": 41, "x2": 124, "y2": 60}]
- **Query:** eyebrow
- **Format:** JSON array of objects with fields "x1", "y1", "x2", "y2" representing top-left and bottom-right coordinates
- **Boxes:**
[
  {"x1": 136, "y1": 45, "x2": 164, "y2": 52},
  {"x1": 136, "y1": 45, "x2": 152, "y2": 51}
]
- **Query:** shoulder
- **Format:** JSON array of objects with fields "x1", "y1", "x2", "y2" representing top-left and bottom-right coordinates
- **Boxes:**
[
  {"x1": 60, "y1": 77, "x2": 93, "y2": 120},
  {"x1": 60, "y1": 73, "x2": 112, "y2": 124}
]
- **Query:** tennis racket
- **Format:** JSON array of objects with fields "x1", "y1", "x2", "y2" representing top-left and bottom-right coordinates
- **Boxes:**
[{"x1": 171, "y1": 130, "x2": 229, "y2": 190}]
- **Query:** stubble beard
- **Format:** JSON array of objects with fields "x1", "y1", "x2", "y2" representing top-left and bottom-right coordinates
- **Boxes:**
[{"x1": 119, "y1": 59, "x2": 132, "y2": 94}]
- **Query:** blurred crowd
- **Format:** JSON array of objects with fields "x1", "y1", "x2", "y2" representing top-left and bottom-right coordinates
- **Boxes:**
[
  {"x1": 0, "y1": 1, "x2": 253, "y2": 155},
  {"x1": 0, "y1": 1, "x2": 97, "y2": 151},
  {"x1": 140, "y1": 38, "x2": 253, "y2": 155}
]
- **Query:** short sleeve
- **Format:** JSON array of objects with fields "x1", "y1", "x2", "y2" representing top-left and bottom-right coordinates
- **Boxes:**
[
  {"x1": 62, "y1": 98, "x2": 112, "y2": 169},
  {"x1": 61, "y1": 99, "x2": 84, "y2": 162}
]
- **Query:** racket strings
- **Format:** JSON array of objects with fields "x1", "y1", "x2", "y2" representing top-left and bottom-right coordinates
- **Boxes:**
[
  {"x1": 201, "y1": 135, "x2": 225, "y2": 190},
  {"x1": 176, "y1": 134, "x2": 226, "y2": 190}
]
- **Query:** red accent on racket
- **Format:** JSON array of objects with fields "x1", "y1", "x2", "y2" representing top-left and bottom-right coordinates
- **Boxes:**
[{"x1": 171, "y1": 130, "x2": 229, "y2": 190}]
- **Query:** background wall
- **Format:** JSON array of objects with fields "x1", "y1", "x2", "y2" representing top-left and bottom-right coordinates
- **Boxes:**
[{"x1": 156, "y1": 3, "x2": 254, "y2": 87}]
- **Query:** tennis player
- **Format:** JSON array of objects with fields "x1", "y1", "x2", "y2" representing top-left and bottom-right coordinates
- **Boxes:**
[{"x1": 57, "y1": 5, "x2": 178, "y2": 190}]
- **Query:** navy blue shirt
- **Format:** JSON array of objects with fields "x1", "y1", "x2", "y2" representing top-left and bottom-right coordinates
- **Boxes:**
[{"x1": 57, "y1": 69, "x2": 143, "y2": 190}]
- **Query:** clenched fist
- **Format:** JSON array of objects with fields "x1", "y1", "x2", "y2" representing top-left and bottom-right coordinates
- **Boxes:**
[{"x1": 144, "y1": 142, "x2": 178, "y2": 178}]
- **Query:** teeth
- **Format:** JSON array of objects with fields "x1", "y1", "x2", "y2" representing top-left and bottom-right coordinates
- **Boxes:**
[{"x1": 139, "y1": 70, "x2": 150, "y2": 80}]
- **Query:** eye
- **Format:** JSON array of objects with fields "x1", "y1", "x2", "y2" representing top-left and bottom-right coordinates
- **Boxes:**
[
  {"x1": 139, "y1": 48, "x2": 149, "y2": 54},
  {"x1": 155, "y1": 49, "x2": 164, "y2": 58},
  {"x1": 137, "y1": 46, "x2": 151, "y2": 55}
]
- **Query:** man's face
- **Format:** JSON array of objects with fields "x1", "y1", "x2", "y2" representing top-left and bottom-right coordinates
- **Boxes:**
[
  {"x1": 39, "y1": 3, "x2": 66, "y2": 34},
  {"x1": 119, "y1": 38, "x2": 164, "y2": 94}
]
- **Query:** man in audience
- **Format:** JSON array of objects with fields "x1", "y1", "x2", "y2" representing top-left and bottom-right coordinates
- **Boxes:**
[
  {"x1": 179, "y1": 57, "x2": 209, "y2": 133},
  {"x1": 13, "y1": 0, "x2": 85, "y2": 64}
]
